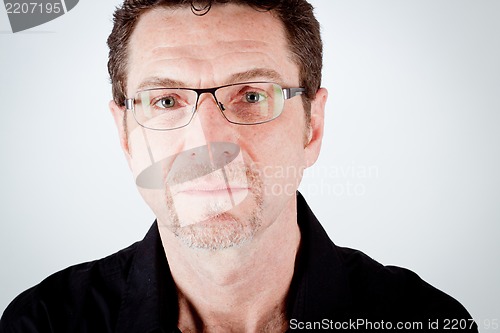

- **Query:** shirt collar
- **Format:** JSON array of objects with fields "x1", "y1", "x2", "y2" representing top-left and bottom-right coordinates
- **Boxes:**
[
  {"x1": 116, "y1": 192, "x2": 352, "y2": 332},
  {"x1": 115, "y1": 222, "x2": 179, "y2": 333},
  {"x1": 288, "y1": 192, "x2": 352, "y2": 321}
]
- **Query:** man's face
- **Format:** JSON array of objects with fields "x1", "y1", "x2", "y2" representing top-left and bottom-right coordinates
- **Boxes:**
[{"x1": 112, "y1": 4, "x2": 325, "y2": 250}]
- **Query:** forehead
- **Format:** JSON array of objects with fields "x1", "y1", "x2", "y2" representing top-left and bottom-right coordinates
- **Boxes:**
[{"x1": 126, "y1": 4, "x2": 299, "y2": 93}]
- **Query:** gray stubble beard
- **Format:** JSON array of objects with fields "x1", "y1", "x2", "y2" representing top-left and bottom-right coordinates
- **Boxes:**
[{"x1": 163, "y1": 167, "x2": 264, "y2": 251}]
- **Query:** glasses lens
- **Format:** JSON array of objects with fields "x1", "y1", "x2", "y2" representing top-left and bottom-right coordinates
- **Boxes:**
[
  {"x1": 133, "y1": 89, "x2": 198, "y2": 130},
  {"x1": 215, "y1": 82, "x2": 284, "y2": 125}
]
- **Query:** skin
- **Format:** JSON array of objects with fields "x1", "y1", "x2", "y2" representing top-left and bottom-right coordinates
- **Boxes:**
[{"x1": 110, "y1": 4, "x2": 327, "y2": 332}]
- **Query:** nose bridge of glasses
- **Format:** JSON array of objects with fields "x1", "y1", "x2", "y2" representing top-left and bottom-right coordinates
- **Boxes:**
[
  {"x1": 195, "y1": 87, "x2": 224, "y2": 113},
  {"x1": 189, "y1": 88, "x2": 233, "y2": 143}
]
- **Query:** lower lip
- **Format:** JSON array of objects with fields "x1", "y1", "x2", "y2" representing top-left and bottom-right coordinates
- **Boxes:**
[{"x1": 179, "y1": 188, "x2": 249, "y2": 197}]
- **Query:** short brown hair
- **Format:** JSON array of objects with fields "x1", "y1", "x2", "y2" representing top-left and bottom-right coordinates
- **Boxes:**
[{"x1": 107, "y1": 0, "x2": 322, "y2": 121}]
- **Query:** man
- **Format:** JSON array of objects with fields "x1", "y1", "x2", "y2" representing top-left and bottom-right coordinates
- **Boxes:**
[{"x1": 1, "y1": 0, "x2": 477, "y2": 332}]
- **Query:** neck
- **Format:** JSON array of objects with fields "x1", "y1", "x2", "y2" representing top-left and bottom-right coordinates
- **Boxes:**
[{"x1": 158, "y1": 196, "x2": 301, "y2": 333}]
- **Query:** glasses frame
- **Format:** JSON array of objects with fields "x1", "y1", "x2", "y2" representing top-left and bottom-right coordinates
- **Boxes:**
[{"x1": 124, "y1": 81, "x2": 306, "y2": 131}]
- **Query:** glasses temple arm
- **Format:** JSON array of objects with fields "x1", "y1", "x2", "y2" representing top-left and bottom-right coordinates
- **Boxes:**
[
  {"x1": 283, "y1": 87, "x2": 306, "y2": 100},
  {"x1": 124, "y1": 98, "x2": 135, "y2": 110}
]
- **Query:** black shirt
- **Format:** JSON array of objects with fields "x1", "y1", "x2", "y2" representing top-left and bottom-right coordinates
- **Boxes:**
[{"x1": 1, "y1": 193, "x2": 477, "y2": 332}]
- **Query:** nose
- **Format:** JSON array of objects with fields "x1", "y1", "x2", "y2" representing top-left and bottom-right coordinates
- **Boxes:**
[
  {"x1": 163, "y1": 93, "x2": 240, "y2": 187},
  {"x1": 191, "y1": 91, "x2": 235, "y2": 142}
]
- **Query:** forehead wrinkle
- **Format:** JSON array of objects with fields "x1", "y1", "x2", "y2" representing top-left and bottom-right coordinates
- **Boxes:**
[
  {"x1": 148, "y1": 39, "x2": 272, "y2": 61},
  {"x1": 132, "y1": 50, "x2": 284, "y2": 91}
]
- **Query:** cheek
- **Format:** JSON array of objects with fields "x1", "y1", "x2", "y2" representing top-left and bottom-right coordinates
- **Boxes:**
[
  {"x1": 241, "y1": 111, "x2": 308, "y2": 199},
  {"x1": 128, "y1": 127, "x2": 174, "y2": 179},
  {"x1": 246, "y1": 103, "x2": 308, "y2": 166},
  {"x1": 137, "y1": 187, "x2": 170, "y2": 221}
]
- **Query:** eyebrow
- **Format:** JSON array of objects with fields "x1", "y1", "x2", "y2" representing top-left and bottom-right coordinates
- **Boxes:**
[
  {"x1": 135, "y1": 68, "x2": 284, "y2": 92},
  {"x1": 136, "y1": 77, "x2": 187, "y2": 91},
  {"x1": 227, "y1": 68, "x2": 284, "y2": 85}
]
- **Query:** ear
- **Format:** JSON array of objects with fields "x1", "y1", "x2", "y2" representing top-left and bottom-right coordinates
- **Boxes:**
[
  {"x1": 304, "y1": 87, "x2": 328, "y2": 168},
  {"x1": 109, "y1": 100, "x2": 132, "y2": 167}
]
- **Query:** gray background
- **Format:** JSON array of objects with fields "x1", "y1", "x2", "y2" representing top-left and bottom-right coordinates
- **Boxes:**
[{"x1": 1, "y1": 0, "x2": 499, "y2": 327}]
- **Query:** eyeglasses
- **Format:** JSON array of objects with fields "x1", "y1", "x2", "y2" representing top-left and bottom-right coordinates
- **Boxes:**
[{"x1": 124, "y1": 82, "x2": 305, "y2": 131}]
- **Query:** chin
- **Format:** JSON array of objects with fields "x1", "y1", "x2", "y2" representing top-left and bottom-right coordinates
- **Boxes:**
[{"x1": 174, "y1": 211, "x2": 261, "y2": 251}]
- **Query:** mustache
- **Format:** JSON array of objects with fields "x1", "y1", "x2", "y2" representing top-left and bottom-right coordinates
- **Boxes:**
[
  {"x1": 136, "y1": 142, "x2": 246, "y2": 189},
  {"x1": 166, "y1": 161, "x2": 252, "y2": 187}
]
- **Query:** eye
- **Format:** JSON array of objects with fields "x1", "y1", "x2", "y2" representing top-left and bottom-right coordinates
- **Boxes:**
[
  {"x1": 245, "y1": 91, "x2": 265, "y2": 103},
  {"x1": 154, "y1": 96, "x2": 176, "y2": 109}
]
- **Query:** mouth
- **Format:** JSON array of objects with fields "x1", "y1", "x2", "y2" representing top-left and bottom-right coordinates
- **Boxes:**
[{"x1": 175, "y1": 185, "x2": 250, "y2": 197}]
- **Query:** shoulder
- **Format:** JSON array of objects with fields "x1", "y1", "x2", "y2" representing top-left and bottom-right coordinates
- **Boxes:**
[
  {"x1": 295, "y1": 193, "x2": 476, "y2": 330},
  {"x1": 335, "y1": 246, "x2": 474, "y2": 321},
  {"x1": 0, "y1": 241, "x2": 139, "y2": 333}
]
